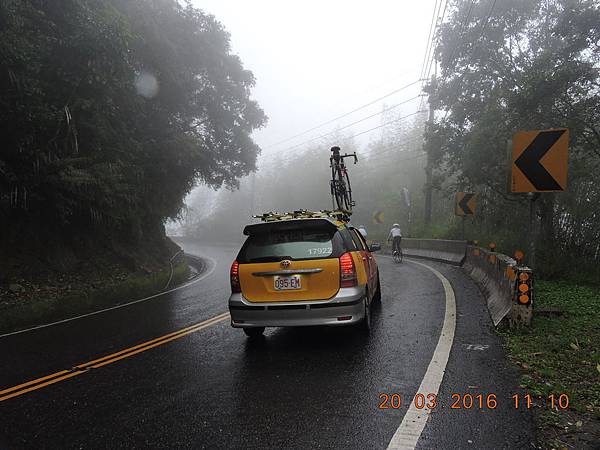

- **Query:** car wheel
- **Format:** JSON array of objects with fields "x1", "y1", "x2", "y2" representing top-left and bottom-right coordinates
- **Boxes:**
[
  {"x1": 243, "y1": 327, "x2": 265, "y2": 338},
  {"x1": 372, "y1": 272, "x2": 382, "y2": 304},
  {"x1": 359, "y1": 296, "x2": 371, "y2": 333}
]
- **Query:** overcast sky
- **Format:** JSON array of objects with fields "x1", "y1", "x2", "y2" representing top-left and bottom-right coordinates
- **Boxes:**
[
  {"x1": 193, "y1": 0, "x2": 436, "y2": 162},
  {"x1": 176, "y1": 1, "x2": 437, "y2": 227}
]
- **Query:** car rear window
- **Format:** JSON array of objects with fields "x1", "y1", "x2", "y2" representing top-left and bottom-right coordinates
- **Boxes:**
[{"x1": 238, "y1": 228, "x2": 344, "y2": 262}]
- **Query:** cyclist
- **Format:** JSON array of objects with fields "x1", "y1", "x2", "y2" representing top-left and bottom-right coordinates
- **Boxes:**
[
  {"x1": 387, "y1": 223, "x2": 402, "y2": 255},
  {"x1": 358, "y1": 225, "x2": 368, "y2": 238}
]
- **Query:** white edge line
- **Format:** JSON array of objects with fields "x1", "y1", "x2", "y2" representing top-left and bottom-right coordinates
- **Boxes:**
[
  {"x1": 0, "y1": 254, "x2": 217, "y2": 339},
  {"x1": 383, "y1": 257, "x2": 457, "y2": 450}
]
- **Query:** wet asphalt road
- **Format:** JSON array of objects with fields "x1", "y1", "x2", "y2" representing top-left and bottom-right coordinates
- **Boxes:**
[{"x1": 0, "y1": 241, "x2": 534, "y2": 449}]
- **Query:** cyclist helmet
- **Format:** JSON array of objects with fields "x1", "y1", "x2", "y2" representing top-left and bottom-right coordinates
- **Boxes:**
[{"x1": 393, "y1": 223, "x2": 400, "y2": 227}]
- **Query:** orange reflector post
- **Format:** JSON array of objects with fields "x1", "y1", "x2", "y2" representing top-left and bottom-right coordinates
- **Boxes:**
[
  {"x1": 519, "y1": 272, "x2": 530, "y2": 281},
  {"x1": 515, "y1": 250, "x2": 524, "y2": 261},
  {"x1": 518, "y1": 283, "x2": 529, "y2": 293},
  {"x1": 519, "y1": 294, "x2": 529, "y2": 304}
]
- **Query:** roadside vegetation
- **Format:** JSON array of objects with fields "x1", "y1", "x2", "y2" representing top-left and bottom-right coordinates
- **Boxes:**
[
  {"x1": 1, "y1": 0, "x2": 265, "y2": 318},
  {"x1": 0, "y1": 0, "x2": 265, "y2": 278},
  {"x1": 0, "y1": 257, "x2": 193, "y2": 334},
  {"x1": 500, "y1": 280, "x2": 600, "y2": 448}
]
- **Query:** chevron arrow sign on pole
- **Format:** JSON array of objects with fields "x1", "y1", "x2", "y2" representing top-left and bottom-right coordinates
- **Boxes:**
[
  {"x1": 511, "y1": 128, "x2": 569, "y2": 192},
  {"x1": 455, "y1": 192, "x2": 476, "y2": 216},
  {"x1": 372, "y1": 210, "x2": 384, "y2": 224}
]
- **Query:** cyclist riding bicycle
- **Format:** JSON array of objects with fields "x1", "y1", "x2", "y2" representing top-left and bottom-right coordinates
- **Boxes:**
[
  {"x1": 387, "y1": 223, "x2": 402, "y2": 255},
  {"x1": 358, "y1": 225, "x2": 368, "y2": 238}
]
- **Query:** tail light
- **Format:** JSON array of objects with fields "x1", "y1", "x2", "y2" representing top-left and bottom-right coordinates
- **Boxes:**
[
  {"x1": 339, "y1": 252, "x2": 357, "y2": 287},
  {"x1": 230, "y1": 260, "x2": 241, "y2": 293}
]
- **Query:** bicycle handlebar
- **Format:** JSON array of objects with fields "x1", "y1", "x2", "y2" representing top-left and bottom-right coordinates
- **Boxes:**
[{"x1": 330, "y1": 150, "x2": 358, "y2": 165}]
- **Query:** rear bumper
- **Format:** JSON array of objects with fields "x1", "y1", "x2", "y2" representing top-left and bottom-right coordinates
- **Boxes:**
[{"x1": 228, "y1": 286, "x2": 366, "y2": 328}]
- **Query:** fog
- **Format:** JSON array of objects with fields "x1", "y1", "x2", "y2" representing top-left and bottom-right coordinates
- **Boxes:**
[{"x1": 174, "y1": 1, "x2": 437, "y2": 238}]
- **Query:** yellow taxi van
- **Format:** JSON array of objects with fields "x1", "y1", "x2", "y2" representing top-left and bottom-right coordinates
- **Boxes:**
[{"x1": 228, "y1": 212, "x2": 381, "y2": 338}]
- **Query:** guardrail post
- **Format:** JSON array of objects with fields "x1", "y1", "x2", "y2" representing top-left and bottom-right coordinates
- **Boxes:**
[{"x1": 509, "y1": 266, "x2": 533, "y2": 327}]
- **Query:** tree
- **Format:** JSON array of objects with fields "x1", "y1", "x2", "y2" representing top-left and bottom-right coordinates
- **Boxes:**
[
  {"x1": 428, "y1": 0, "x2": 600, "y2": 278},
  {"x1": 0, "y1": 0, "x2": 266, "y2": 265}
]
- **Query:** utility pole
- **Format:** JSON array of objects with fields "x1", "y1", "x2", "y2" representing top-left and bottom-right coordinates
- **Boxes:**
[{"x1": 424, "y1": 68, "x2": 436, "y2": 225}]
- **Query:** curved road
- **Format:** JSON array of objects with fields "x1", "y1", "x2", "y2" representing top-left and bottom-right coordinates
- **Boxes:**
[{"x1": 0, "y1": 241, "x2": 534, "y2": 449}]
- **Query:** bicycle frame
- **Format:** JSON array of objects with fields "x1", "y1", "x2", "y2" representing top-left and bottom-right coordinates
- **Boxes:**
[{"x1": 329, "y1": 146, "x2": 357, "y2": 212}]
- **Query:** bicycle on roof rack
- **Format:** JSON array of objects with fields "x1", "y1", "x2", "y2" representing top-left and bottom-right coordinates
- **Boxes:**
[{"x1": 329, "y1": 146, "x2": 357, "y2": 213}]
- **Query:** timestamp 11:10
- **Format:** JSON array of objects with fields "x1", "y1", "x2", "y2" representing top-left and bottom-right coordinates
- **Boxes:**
[{"x1": 512, "y1": 393, "x2": 569, "y2": 409}]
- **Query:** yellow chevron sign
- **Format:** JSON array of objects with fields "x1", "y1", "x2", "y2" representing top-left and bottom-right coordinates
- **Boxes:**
[
  {"x1": 512, "y1": 128, "x2": 569, "y2": 192},
  {"x1": 455, "y1": 192, "x2": 476, "y2": 216},
  {"x1": 372, "y1": 210, "x2": 384, "y2": 224}
]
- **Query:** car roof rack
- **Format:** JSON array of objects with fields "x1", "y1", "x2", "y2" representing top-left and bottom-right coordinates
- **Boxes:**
[{"x1": 253, "y1": 209, "x2": 352, "y2": 223}]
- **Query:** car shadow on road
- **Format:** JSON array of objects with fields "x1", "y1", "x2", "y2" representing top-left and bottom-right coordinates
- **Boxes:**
[{"x1": 227, "y1": 302, "x2": 390, "y2": 448}]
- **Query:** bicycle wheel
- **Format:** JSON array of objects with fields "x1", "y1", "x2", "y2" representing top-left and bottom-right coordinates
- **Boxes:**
[
  {"x1": 336, "y1": 166, "x2": 352, "y2": 211},
  {"x1": 393, "y1": 251, "x2": 400, "y2": 263},
  {"x1": 341, "y1": 167, "x2": 354, "y2": 210},
  {"x1": 331, "y1": 165, "x2": 348, "y2": 211},
  {"x1": 398, "y1": 247, "x2": 403, "y2": 263}
]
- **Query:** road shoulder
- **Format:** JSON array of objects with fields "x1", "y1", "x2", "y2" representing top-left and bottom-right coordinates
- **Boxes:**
[{"x1": 416, "y1": 261, "x2": 536, "y2": 450}]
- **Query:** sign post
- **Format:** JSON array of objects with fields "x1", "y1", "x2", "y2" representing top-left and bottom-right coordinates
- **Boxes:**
[{"x1": 455, "y1": 192, "x2": 476, "y2": 240}]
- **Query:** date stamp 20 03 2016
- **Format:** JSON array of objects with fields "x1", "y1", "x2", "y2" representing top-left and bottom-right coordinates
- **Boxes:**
[{"x1": 378, "y1": 393, "x2": 570, "y2": 411}]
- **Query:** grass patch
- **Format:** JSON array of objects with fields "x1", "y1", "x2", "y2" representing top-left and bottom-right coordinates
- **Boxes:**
[
  {"x1": 0, "y1": 259, "x2": 191, "y2": 334},
  {"x1": 499, "y1": 279, "x2": 600, "y2": 446}
]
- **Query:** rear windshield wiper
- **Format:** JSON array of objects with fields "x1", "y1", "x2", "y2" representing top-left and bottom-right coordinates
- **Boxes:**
[{"x1": 247, "y1": 256, "x2": 293, "y2": 263}]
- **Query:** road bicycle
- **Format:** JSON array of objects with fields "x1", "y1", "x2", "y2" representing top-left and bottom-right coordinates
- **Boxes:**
[
  {"x1": 390, "y1": 239, "x2": 403, "y2": 263},
  {"x1": 329, "y1": 146, "x2": 357, "y2": 212},
  {"x1": 392, "y1": 247, "x2": 403, "y2": 264}
]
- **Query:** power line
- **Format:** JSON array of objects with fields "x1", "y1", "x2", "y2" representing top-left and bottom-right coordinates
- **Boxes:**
[
  {"x1": 280, "y1": 95, "x2": 422, "y2": 153},
  {"x1": 365, "y1": 135, "x2": 425, "y2": 160},
  {"x1": 275, "y1": 108, "x2": 426, "y2": 166},
  {"x1": 365, "y1": 149, "x2": 427, "y2": 166},
  {"x1": 339, "y1": 109, "x2": 427, "y2": 144},
  {"x1": 423, "y1": 0, "x2": 450, "y2": 83},
  {"x1": 328, "y1": 65, "x2": 422, "y2": 110},
  {"x1": 264, "y1": 78, "x2": 423, "y2": 149},
  {"x1": 441, "y1": 0, "x2": 498, "y2": 121},
  {"x1": 419, "y1": 0, "x2": 441, "y2": 81},
  {"x1": 364, "y1": 136, "x2": 426, "y2": 162},
  {"x1": 419, "y1": 0, "x2": 449, "y2": 111}
]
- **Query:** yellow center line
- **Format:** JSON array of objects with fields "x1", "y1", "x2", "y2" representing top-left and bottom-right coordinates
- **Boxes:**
[
  {"x1": 0, "y1": 370, "x2": 72, "y2": 396},
  {"x1": 0, "y1": 312, "x2": 230, "y2": 402},
  {"x1": 75, "y1": 312, "x2": 230, "y2": 369},
  {"x1": 0, "y1": 372, "x2": 85, "y2": 402},
  {"x1": 90, "y1": 315, "x2": 229, "y2": 369}
]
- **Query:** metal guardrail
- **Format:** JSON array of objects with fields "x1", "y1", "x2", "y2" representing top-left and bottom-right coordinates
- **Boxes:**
[
  {"x1": 401, "y1": 238, "x2": 467, "y2": 265},
  {"x1": 463, "y1": 246, "x2": 533, "y2": 327},
  {"x1": 378, "y1": 238, "x2": 533, "y2": 327}
]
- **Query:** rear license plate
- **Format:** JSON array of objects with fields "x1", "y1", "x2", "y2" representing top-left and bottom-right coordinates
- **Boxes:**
[{"x1": 274, "y1": 275, "x2": 302, "y2": 290}]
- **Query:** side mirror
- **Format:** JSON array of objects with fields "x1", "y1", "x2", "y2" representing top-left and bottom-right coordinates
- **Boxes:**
[{"x1": 370, "y1": 242, "x2": 381, "y2": 252}]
